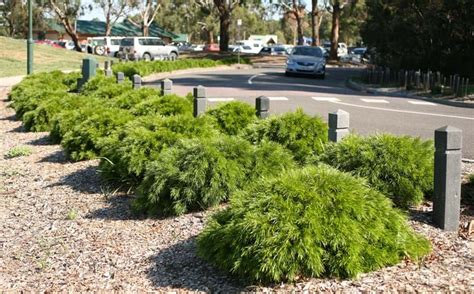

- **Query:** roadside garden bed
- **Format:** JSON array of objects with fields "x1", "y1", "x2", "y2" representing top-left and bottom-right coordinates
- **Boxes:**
[{"x1": 1, "y1": 70, "x2": 472, "y2": 290}]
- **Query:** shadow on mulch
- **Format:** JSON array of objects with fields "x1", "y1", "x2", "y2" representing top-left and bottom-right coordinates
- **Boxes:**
[
  {"x1": 47, "y1": 165, "x2": 101, "y2": 194},
  {"x1": 147, "y1": 237, "x2": 245, "y2": 292},
  {"x1": 8, "y1": 125, "x2": 25, "y2": 133},
  {"x1": 28, "y1": 135, "x2": 55, "y2": 146},
  {"x1": 0, "y1": 114, "x2": 17, "y2": 121},
  {"x1": 85, "y1": 193, "x2": 139, "y2": 220},
  {"x1": 38, "y1": 150, "x2": 69, "y2": 163},
  {"x1": 409, "y1": 209, "x2": 433, "y2": 226}
]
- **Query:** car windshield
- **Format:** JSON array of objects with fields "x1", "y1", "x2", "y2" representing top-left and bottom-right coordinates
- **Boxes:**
[
  {"x1": 121, "y1": 38, "x2": 134, "y2": 46},
  {"x1": 353, "y1": 48, "x2": 366, "y2": 55},
  {"x1": 292, "y1": 47, "x2": 323, "y2": 57},
  {"x1": 274, "y1": 47, "x2": 286, "y2": 52}
]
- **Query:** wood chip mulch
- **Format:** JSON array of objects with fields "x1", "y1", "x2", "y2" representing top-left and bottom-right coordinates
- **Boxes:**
[{"x1": 0, "y1": 87, "x2": 472, "y2": 292}]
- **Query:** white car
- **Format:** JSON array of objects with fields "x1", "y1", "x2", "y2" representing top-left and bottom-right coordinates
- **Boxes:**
[
  {"x1": 323, "y1": 42, "x2": 348, "y2": 57},
  {"x1": 118, "y1": 37, "x2": 179, "y2": 61},
  {"x1": 191, "y1": 44, "x2": 204, "y2": 52},
  {"x1": 285, "y1": 46, "x2": 326, "y2": 79},
  {"x1": 86, "y1": 36, "x2": 124, "y2": 57}
]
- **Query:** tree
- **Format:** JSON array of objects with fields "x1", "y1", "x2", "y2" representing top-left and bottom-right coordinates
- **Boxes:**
[
  {"x1": 0, "y1": 0, "x2": 45, "y2": 38},
  {"x1": 324, "y1": 0, "x2": 358, "y2": 59},
  {"x1": 93, "y1": 0, "x2": 136, "y2": 36},
  {"x1": 46, "y1": 0, "x2": 83, "y2": 51},
  {"x1": 127, "y1": 0, "x2": 160, "y2": 36},
  {"x1": 213, "y1": 0, "x2": 238, "y2": 51},
  {"x1": 311, "y1": 0, "x2": 324, "y2": 46}
]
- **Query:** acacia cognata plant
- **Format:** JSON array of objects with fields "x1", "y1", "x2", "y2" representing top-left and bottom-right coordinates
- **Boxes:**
[{"x1": 198, "y1": 165, "x2": 431, "y2": 283}]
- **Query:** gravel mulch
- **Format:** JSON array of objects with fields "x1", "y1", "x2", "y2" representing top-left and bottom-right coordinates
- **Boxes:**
[{"x1": 0, "y1": 87, "x2": 472, "y2": 292}]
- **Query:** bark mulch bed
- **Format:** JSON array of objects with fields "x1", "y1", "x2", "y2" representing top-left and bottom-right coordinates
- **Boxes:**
[{"x1": 0, "y1": 87, "x2": 472, "y2": 291}]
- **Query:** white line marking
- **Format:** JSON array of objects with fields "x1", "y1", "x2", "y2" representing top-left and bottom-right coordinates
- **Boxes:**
[
  {"x1": 248, "y1": 74, "x2": 264, "y2": 85},
  {"x1": 312, "y1": 97, "x2": 340, "y2": 102},
  {"x1": 361, "y1": 98, "x2": 390, "y2": 103},
  {"x1": 408, "y1": 100, "x2": 437, "y2": 106},
  {"x1": 329, "y1": 100, "x2": 474, "y2": 121},
  {"x1": 207, "y1": 98, "x2": 235, "y2": 102},
  {"x1": 268, "y1": 96, "x2": 289, "y2": 101}
]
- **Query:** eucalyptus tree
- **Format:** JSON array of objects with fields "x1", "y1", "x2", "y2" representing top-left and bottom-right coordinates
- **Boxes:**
[
  {"x1": 127, "y1": 0, "x2": 160, "y2": 36},
  {"x1": 45, "y1": 0, "x2": 84, "y2": 51},
  {"x1": 93, "y1": 0, "x2": 138, "y2": 36},
  {"x1": 323, "y1": 0, "x2": 358, "y2": 59}
]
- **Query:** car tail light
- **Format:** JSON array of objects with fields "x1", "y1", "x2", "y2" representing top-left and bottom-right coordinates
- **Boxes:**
[{"x1": 107, "y1": 47, "x2": 110, "y2": 53}]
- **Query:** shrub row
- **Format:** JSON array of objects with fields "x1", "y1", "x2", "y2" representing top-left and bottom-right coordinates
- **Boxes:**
[
  {"x1": 112, "y1": 57, "x2": 251, "y2": 79},
  {"x1": 8, "y1": 70, "x2": 432, "y2": 284}
]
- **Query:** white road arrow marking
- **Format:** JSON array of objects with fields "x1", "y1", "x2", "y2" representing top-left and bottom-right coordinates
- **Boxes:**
[
  {"x1": 268, "y1": 97, "x2": 289, "y2": 101},
  {"x1": 361, "y1": 98, "x2": 390, "y2": 103},
  {"x1": 408, "y1": 100, "x2": 437, "y2": 106},
  {"x1": 311, "y1": 97, "x2": 341, "y2": 102},
  {"x1": 248, "y1": 74, "x2": 265, "y2": 85}
]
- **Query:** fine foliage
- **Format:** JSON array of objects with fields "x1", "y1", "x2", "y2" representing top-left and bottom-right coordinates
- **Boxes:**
[
  {"x1": 112, "y1": 57, "x2": 250, "y2": 79},
  {"x1": 134, "y1": 137, "x2": 248, "y2": 216},
  {"x1": 198, "y1": 165, "x2": 431, "y2": 283},
  {"x1": 130, "y1": 94, "x2": 192, "y2": 116},
  {"x1": 4, "y1": 145, "x2": 32, "y2": 159},
  {"x1": 321, "y1": 134, "x2": 434, "y2": 208},
  {"x1": 206, "y1": 101, "x2": 257, "y2": 135},
  {"x1": 98, "y1": 114, "x2": 218, "y2": 187},
  {"x1": 243, "y1": 109, "x2": 328, "y2": 163},
  {"x1": 81, "y1": 75, "x2": 133, "y2": 99}
]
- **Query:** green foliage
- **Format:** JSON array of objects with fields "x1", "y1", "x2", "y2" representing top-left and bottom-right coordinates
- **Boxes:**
[
  {"x1": 111, "y1": 57, "x2": 250, "y2": 79},
  {"x1": 111, "y1": 87, "x2": 162, "y2": 109},
  {"x1": 461, "y1": 174, "x2": 474, "y2": 205},
  {"x1": 321, "y1": 134, "x2": 434, "y2": 208},
  {"x1": 8, "y1": 71, "x2": 76, "y2": 119},
  {"x1": 134, "y1": 137, "x2": 248, "y2": 216},
  {"x1": 131, "y1": 94, "x2": 192, "y2": 116},
  {"x1": 60, "y1": 106, "x2": 134, "y2": 161},
  {"x1": 198, "y1": 165, "x2": 431, "y2": 283},
  {"x1": 206, "y1": 101, "x2": 257, "y2": 135},
  {"x1": 98, "y1": 114, "x2": 219, "y2": 187},
  {"x1": 5, "y1": 145, "x2": 32, "y2": 159},
  {"x1": 81, "y1": 75, "x2": 133, "y2": 99},
  {"x1": 243, "y1": 109, "x2": 328, "y2": 163}
]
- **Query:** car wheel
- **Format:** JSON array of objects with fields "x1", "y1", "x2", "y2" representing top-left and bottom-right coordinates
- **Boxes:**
[
  {"x1": 316, "y1": 73, "x2": 326, "y2": 79},
  {"x1": 143, "y1": 53, "x2": 151, "y2": 61},
  {"x1": 94, "y1": 45, "x2": 106, "y2": 55},
  {"x1": 285, "y1": 71, "x2": 292, "y2": 77},
  {"x1": 169, "y1": 52, "x2": 178, "y2": 60}
]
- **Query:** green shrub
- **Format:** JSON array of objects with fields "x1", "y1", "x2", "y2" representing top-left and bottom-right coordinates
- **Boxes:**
[
  {"x1": 461, "y1": 174, "x2": 474, "y2": 205},
  {"x1": 60, "y1": 106, "x2": 134, "y2": 161},
  {"x1": 111, "y1": 87, "x2": 162, "y2": 109},
  {"x1": 321, "y1": 134, "x2": 434, "y2": 208},
  {"x1": 134, "y1": 137, "x2": 248, "y2": 216},
  {"x1": 206, "y1": 101, "x2": 257, "y2": 135},
  {"x1": 80, "y1": 75, "x2": 133, "y2": 99},
  {"x1": 198, "y1": 165, "x2": 431, "y2": 283},
  {"x1": 130, "y1": 94, "x2": 192, "y2": 116},
  {"x1": 248, "y1": 141, "x2": 296, "y2": 180},
  {"x1": 5, "y1": 145, "x2": 32, "y2": 159},
  {"x1": 98, "y1": 114, "x2": 219, "y2": 187},
  {"x1": 243, "y1": 109, "x2": 328, "y2": 163}
]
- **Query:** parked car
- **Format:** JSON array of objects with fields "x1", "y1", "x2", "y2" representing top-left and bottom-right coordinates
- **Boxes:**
[
  {"x1": 323, "y1": 42, "x2": 348, "y2": 57},
  {"x1": 285, "y1": 46, "x2": 326, "y2": 79},
  {"x1": 204, "y1": 43, "x2": 220, "y2": 52},
  {"x1": 87, "y1": 36, "x2": 124, "y2": 57},
  {"x1": 259, "y1": 46, "x2": 288, "y2": 56},
  {"x1": 191, "y1": 44, "x2": 205, "y2": 52},
  {"x1": 235, "y1": 40, "x2": 264, "y2": 54},
  {"x1": 58, "y1": 40, "x2": 75, "y2": 50},
  {"x1": 118, "y1": 37, "x2": 179, "y2": 61}
]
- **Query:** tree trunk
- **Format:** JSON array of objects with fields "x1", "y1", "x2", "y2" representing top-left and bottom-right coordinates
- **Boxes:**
[
  {"x1": 330, "y1": 2, "x2": 341, "y2": 60},
  {"x1": 219, "y1": 12, "x2": 230, "y2": 51},
  {"x1": 293, "y1": 0, "x2": 304, "y2": 45},
  {"x1": 207, "y1": 29, "x2": 214, "y2": 44},
  {"x1": 311, "y1": 0, "x2": 322, "y2": 46},
  {"x1": 105, "y1": 14, "x2": 111, "y2": 36},
  {"x1": 62, "y1": 19, "x2": 81, "y2": 52},
  {"x1": 143, "y1": 25, "x2": 149, "y2": 37}
]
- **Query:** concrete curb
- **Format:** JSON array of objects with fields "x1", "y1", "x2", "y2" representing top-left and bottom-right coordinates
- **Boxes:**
[
  {"x1": 142, "y1": 64, "x2": 253, "y2": 82},
  {"x1": 0, "y1": 75, "x2": 25, "y2": 88},
  {"x1": 346, "y1": 78, "x2": 474, "y2": 109}
]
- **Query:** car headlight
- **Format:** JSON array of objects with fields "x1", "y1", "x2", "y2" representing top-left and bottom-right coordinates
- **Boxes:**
[{"x1": 286, "y1": 59, "x2": 295, "y2": 65}]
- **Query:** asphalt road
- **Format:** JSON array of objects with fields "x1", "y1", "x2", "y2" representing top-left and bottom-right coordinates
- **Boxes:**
[{"x1": 145, "y1": 67, "x2": 474, "y2": 159}]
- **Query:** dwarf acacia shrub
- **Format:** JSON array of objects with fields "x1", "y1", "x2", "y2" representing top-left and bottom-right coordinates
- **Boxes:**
[
  {"x1": 243, "y1": 109, "x2": 328, "y2": 163},
  {"x1": 321, "y1": 134, "x2": 434, "y2": 208},
  {"x1": 98, "y1": 114, "x2": 219, "y2": 186},
  {"x1": 81, "y1": 75, "x2": 133, "y2": 99},
  {"x1": 134, "y1": 137, "x2": 249, "y2": 216},
  {"x1": 111, "y1": 87, "x2": 161, "y2": 109},
  {"x1": 130, "y1": 94, "x2": 192, "y2": 116},
  {"x1": 198, "y1": 165, "x2": 431, "y2": 283},
  {"x1": 60, "y1": 106, "x2": 134, "y2": 161},
  {"x1": 206, "y1": 101, "x2": 257, "y2": 135}
]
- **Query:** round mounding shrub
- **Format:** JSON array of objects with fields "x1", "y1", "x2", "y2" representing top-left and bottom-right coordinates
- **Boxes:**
[
  {"x1": 130, "y1": 94, "x2": 192, "y2": 116},
  {"x1": 134, "y1": 137, "x2": 249, "y2": 216},
  {"x1": 243, "y1": 109, "x2": 328, "y2": 163},
  {"x1": 98, "y1": 114, "x2": 219, "y2": 187},
  {"x1": 320, "y1": 134, "x2": 434, "y2": 208},
  {"x1": 81, "y1": 75, "x2": 133, "y2": 99},
  {"x1": 198, "y1": 165, "x2": 431, "y2": 283},
  {"x1": 206, "y1": 101, "x2": 257, "y2": 135}
]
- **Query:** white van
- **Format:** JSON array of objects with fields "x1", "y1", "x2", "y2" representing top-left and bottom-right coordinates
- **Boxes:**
[
  {"x1": 118, "y1": 37, "x2": 179, "y2": 61},
  {"x1": 323, "y1": 42, "x2": 348, "y2": 57},
  {"x1": 236, "y1": 40, "x2": 264, "y2": 54},
  {"x1": 86, "y1": 36, "x2": 124, "y2": 57}
]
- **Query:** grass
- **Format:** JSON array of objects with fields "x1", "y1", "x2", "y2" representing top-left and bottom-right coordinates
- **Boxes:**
[
  {"x1": 0, "y1": 37, "x2": 112, "y2": 78},
  {"x1": 4, "y1": 145, "x2": 32, "y2": 159}
]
